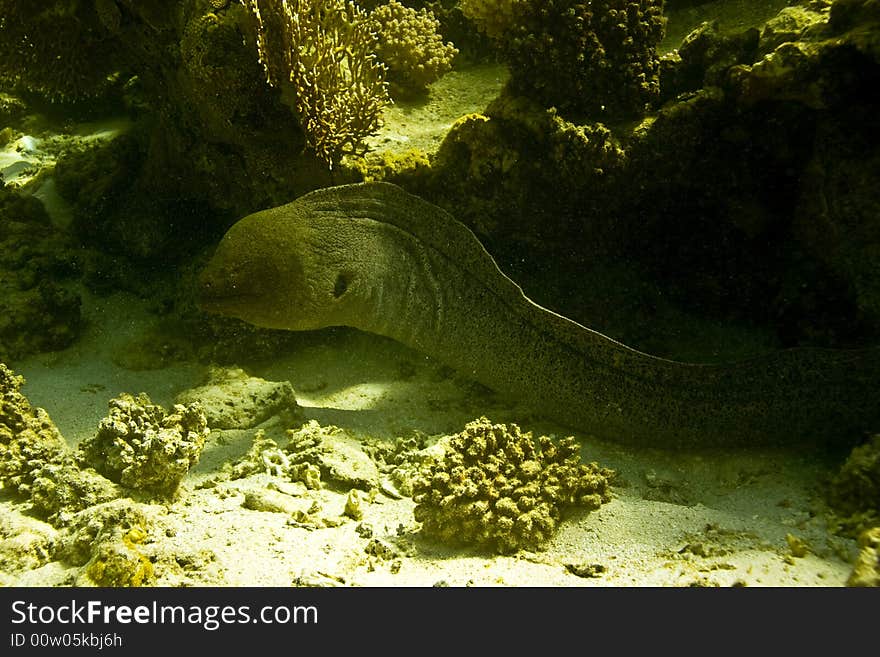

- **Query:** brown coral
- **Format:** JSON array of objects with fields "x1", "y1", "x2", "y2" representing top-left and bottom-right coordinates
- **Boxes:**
[
  {"x1": 462, "y1": 0, "x2": 666, "y2": 119},
  {"x1": 77, "y1": 393, "x2": 209, "y2": 497},
  {"x1": 412, "y1": 417, "x2": 613, "y2": 553},
  {"x1": 370, "y1": 0, "x2": 458, "y2": 95}
]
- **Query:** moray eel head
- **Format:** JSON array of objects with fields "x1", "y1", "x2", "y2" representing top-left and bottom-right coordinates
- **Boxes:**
[{"x1": 197, "y1": 205, "x2": 360, "y2": 331}]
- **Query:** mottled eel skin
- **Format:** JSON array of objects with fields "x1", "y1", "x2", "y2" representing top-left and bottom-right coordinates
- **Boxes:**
[{"x1": 198, "y1": 182, "x2": 879, "y2": 448}]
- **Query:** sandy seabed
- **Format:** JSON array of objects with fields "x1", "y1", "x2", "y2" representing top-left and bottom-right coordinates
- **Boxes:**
[{"x1": 1, "y1": 287, "x2": 858, "y2": 588}]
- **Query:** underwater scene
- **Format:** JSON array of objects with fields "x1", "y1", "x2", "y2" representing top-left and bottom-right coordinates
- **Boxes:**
[{"x1": 0, "y1": 0, "x2": 878, "y2": 588}]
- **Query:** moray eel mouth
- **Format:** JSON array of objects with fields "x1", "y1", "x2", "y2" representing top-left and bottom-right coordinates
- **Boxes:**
[
  {"x1": 196, "y1": 261, "x2": 264, "y2": 317},
  {"x1": 196, "y1": 285, "x2": 258, "y2": 313}
]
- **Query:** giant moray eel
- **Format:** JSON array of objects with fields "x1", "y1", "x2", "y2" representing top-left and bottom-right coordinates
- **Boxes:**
[{"x1": 198, "y1": 182, "x2": 879, "y2": 448}]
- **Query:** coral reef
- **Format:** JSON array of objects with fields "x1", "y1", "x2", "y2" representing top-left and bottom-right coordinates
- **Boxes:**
[
  {"x1": 759, "y1": 5, "x2": 827, "y2": 56},
  {"x1": 827, "y1": 434, "x2": 880, "y2": 538},
  {"x1": 174, "y1": 366, "x2": 300, "y2": 430},
  {"x1": 0, "y1": 363, "x2": 70, "y2": 496},
  {"x1": 77, "y1": 393, "x2": 209, "y2": 497},
  {"x1": 657, "y1": 20, "x2": 760, "y2": 103},
  {"x1": 458, "y1": 0, "x2": 523, "y2": 40},
  {"x1": 4, "y1": 1, "x2": 318, "y2": 264},
  {"x1": 370, "y1": 0, "x2": 458, "y2": 95},
  {"x1": 245, "y1": 0, "x2": 390, "y2": 167},
  {"x1": 0, "y1": 0, "x2": 122, "y2": 101},
  {"x1": 0, "y1": 182, "x2": 82, "y2": 362},
  {"x1": 0, "y1": 91, "x2": 27, "y2": 126},
  {"x1": 461, "y1": 0, "x2": 666, "y2": 119},
  {"x1": 422, "y1": 2, "x2": 878, "y2": 353},
  {"x1": 51, "y1": 133, "x2": 169, "y2": 262},
  {"x1": 411, "y1": 417, "x2": 613, "y2": 553}
]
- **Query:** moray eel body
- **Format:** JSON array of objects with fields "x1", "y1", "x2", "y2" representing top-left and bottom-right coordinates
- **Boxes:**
[{"x1": 198, "y1": 182, "x2": 879, "y2": 448}]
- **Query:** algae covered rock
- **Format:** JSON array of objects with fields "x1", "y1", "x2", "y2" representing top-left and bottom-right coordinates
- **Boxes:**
[
  {"x1": 226, "y1": 420, "x2": 380, "y2": 490},
  {"x1": 847, "y1": 526, "x2": 880, "y2": 587},
  {"x1": 412, "y1": 417, "x2": 614, "y2": 553},
  {"x1": 285, "y1": 421, "x2": 380, "y2": 490},
  {"x1": 29, "y1": 464, "x2": 122, "y2": 526},
  {"x1": 77, "y1": 393, "x2": 209, "y2": 497},
  {"x1": 827, "y1": 434, "x2": 880, "y2": 537},
  {"x1": 174, "y1": 366, "x2": 299, "y2": 430},
  {"x1": 0, "y1": 513, "x2": 58, "y2": 575},
  {"x1": 57, "y1": 499, "x2": 155, "y2": 587},
  {"x1": 0, "y1": 363, "x2": 70, "y2": 495}
]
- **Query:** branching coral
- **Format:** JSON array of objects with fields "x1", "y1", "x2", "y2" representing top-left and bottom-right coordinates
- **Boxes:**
[
  {"x1": 461, "y1": 0, "x2": 666, "y2": 119},
  {"x1": 412, "y1": 417, "x2": 613, "y2": 553},
  {"x1": 370, "y1": 0, "x2": 458, "y2": 95},
  {"x1": 245, "y1": 0, "x2": 390, "y2": 167}
]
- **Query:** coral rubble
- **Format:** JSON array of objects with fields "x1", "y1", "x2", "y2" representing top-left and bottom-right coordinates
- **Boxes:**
[
  {"x1": 58, "y1": 499, "x2": 156, "y2": 587},
  {"x1": 412, "y1": 417, "x2": 613, "y2": 553},
  {"x1": 174, "y1": 366, "x2": 300, "y2": 430},
  {"x1": 226, "y1": 420, "x2": 380, "y2": 491},
  {"x1": 29, "y1": 464, "x2": 122, "y2": 526}
]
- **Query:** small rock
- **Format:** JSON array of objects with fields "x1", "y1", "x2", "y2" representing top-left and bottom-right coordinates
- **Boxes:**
[
  {"x1": 786, "y1": 533, "x2": 810, "y2": 558},
  {"x1": 364, "y1": 539, "x2": 398, "y2": 560},
  {"x1": 242, "y1": 489, "x2": 309, "y2": 515},
  {"x1": 176, "y1": 366, "x2": 299, "y2": 430},
  {"x1": 343, "y1": 490, "x2": 363, "y2": 520},
  {"x1": 564, "y1": 562, "x2": 606, "y2": 578}
]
